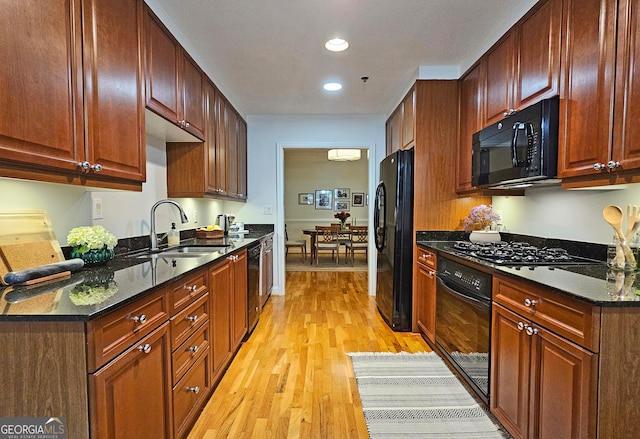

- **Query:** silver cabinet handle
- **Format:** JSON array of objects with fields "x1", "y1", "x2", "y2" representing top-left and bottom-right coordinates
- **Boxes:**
[
  {"x1": 186, "y1": 284, "x2": 198, "y2": 292},
  {"x1": 607, "y1": 160, "x2": 621, "y2": 169},
  {"x1": 525, "y1": 326, "x2": 539, "y2": 336},
  {"x1": 186, "y1": 315, "x2": 198, "y2": 322},
  {"x1": 77, "y1": 161, "x2": 91, "y2": 170},
  {"x1": 517, "y1": 322, "x2": 527, "y2": 331},
  {"x1": 188, "y1": 345, "x2": 199, "y2": 353},
  {"x1": 138, "y1": 343, "x2": 151, "y2": 354},
  {"x1": 132, "y1": 314, "x2": 147, "y2": 324},
  {"x1": 187, "y1": 386, "x2": 199, "y2": 393},
  {"x1": 524, "y1": 298, "x2": 537, "y2": 307},
  {"x1": 593, "y1": 162, "x2": 607, "y2": 171},
  {"x1": 428, "y1": 270, "x2": 435, "y2": 276},
  {"x1": 90, "y1": 163, "x2": 103, "y2": 172}
]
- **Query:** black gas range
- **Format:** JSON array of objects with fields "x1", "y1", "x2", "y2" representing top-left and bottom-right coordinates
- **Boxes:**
[{"x1": 447, "y1": 240, "x2": 600, "y2": 266}]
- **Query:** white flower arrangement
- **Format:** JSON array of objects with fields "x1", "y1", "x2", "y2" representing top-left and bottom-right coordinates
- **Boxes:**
[{"x1": 67, "y1": 225, "x2": 118, "y2": 255}]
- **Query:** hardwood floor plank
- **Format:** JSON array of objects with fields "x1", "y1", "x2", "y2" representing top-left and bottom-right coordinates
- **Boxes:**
[{"x1": 187, "y1": 271, "x2": 430, "y2": 438}]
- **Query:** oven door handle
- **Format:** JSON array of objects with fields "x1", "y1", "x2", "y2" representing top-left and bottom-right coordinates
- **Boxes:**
[{"x1": 436, "y1": 276, "x2": 490, "y2": 311}]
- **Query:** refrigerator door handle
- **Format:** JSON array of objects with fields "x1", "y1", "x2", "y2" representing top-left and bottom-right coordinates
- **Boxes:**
[{"x1": 374, "y1": 182, "x2": 386, "y2": 251}]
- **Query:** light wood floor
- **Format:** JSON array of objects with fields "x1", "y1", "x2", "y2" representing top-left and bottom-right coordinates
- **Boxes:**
[{"x1": 187, "y1": 271, "x2": 431, "y2": 439}]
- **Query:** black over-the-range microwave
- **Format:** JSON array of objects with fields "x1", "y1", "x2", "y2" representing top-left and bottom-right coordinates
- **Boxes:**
[{"x1": 472, "y1": 95, "x2": 559, "y2": 188}]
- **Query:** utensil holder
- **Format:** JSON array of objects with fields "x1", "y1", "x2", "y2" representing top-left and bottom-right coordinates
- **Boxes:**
[{"x1": 607, "y1": 235, "x2": 637, "y2": 271}]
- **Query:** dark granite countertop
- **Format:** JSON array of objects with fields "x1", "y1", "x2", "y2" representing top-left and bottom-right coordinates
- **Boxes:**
[
  {"x1": 419, "y1": 240, "x2": 640, "y2": 307},
  {"x1": 0, "y1": 229, "x2": 273, "y2": 322}
]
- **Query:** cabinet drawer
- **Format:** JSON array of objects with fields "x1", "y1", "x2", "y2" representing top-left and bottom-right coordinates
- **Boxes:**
[
  {"x1": 172, "y1": 321, "x2": 210, "y2": 384},
  {"x1": 87, "y1": 288, "x2": 169, "y2": 372},
  {"x1": 493, "y1": 275, "x2": 601, "y2": 351},
  {"x1": 171, "y1": 292, "x2": 209, "y2": 350},
  {"x1": 416, "y1": 247, "x2": 436, "y2": 269},
  {"x1": 173, "y1": 349, "x2": 211, "y2": 439},
  {"x1": 170, "y1": 269, "x2": 208, "y2": 314}
]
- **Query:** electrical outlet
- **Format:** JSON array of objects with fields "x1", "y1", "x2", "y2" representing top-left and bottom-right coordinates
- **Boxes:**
[
  {"x1": 263, "y1": 205, "x2": 272, "y2": 215},
  {"x1": 93, "y1": 198, "x2": 104, "y2": 220},
  {"x1": 193, "y1": 210, "x2": 198, "y2": 223}
]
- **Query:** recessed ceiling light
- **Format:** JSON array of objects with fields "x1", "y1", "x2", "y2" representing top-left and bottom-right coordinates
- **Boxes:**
[
  {"x1": 323, "y1": 82, "x2": 342, "y2": 91},
  {"x1": 325, "y1": 38, "x2": 349, "y2": 52}
]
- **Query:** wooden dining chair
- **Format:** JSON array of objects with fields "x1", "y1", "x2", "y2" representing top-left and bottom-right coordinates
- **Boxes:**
[
  {"x1": 345, "y1": 225, "x2": 368, "y2": 265},
  {"x1": 314, "y1": 225, "x2": 341, "y2": 265},
  {"x1": 285, "y1": 224, "x2": 307, "y2": 262}
]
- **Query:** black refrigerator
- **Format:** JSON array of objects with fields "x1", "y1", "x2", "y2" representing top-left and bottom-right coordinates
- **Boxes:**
[{"x1": 374, "y1": 149, "x2": 414, "y2": 331}]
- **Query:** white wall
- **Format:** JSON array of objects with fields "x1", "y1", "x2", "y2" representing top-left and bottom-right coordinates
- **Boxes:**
[{"x1": 492, "y1": 184, "x2": 640, "y2": 244}]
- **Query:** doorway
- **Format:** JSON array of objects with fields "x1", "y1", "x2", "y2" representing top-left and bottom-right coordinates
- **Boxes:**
[{"x1": 276, "y1": 143, "x2": 377, "y2": 296}]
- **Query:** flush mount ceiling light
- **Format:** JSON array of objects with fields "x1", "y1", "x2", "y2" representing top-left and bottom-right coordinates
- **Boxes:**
[
  {"x1": 328, "y1": 149, "x2": 361, "y2": 161},
  {"x1": 325, "y1": 38, "x2": 349, "y2": 52},
  {"x1": 323, "y1": 82, "x2": 342, "y2": 91}
]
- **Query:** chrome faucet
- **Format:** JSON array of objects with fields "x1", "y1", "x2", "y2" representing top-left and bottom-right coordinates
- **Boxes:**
[{"x1": 150, "y1": 199, "x2": 189, "y2": 251}]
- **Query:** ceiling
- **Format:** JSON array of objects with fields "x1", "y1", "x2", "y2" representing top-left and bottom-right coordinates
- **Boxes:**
[{"x1": 149, "y1": 0, "x2": 538, "y2": 117}]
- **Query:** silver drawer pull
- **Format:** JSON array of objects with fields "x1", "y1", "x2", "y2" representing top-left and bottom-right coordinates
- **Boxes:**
[
  {"x1": 186, "y1": 284, "x2": 198, "y2": 293},
  {"x1": 138, "y1": 343, "x2": 151, "y2": 354},
  {"x1": 186, "y1": 315, "x2": 198, "y2": 323},
  {"x1": 132, "y1": 314, "x2": 147, "y2": 324},
  {"x1": 186, "y1": 386, "x2": 199, "y2": 394},
  {"x1": 517, "y1": 322, "x2": 527, "y2": 331},
  {"x1": 428, "y1": 270, "x2": 435, "y2": 276},
  {"x1": 524, "y1": 298, "x2": 537, "y2": 307},
  {"x1": 188, "y1": 345, "x2": 199, "y2": 353},
  {"x1": 525, "y1": 326, "x2": 539, "y2": 336}
]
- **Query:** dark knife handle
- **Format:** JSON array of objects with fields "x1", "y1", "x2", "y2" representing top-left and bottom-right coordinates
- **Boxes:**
[{"x1": 4, "y1": 259, "x2": 85, "y2": 285}]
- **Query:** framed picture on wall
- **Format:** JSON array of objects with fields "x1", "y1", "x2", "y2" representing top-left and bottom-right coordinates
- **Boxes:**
[
  {"x1": 298, "y1": 193, "x2": 314, "y2": 205},
  {"x1": 335, "y1": 201, "x2": 349, "y2": 211},
  {"x1": 352, "y1": 192, "x2": 364, "y2": 207},
  {"x1": 315, "y1": 189, "x2": 332, "y2": 210},
  {"x1": 334, "y1": 188, "x2": 350, "y2": 200}
]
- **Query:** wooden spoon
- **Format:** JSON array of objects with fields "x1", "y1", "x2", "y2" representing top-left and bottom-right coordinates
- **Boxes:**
[
  {"x1": 603, "y1": 205, "x2": 625, "y2": 240},
  {"x1": 603, "y1": 205, "x2": 636, "y2": 267}
]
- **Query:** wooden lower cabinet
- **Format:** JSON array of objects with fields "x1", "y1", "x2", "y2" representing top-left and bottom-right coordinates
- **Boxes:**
[
  {"x1": 415, "y1": 247, "x2": 436, "y2": 343},
  {"x1": 90, "y1": 322, "x2": 173, "y2": 439},
  {"x1": 231, "y1": 250, "x2": 248, "y2": 351},
  {"x1": 173, "y1": 350, "x2": 212, "y2": 439},
  {"x1": 491, "y1": 292, "x2": 598, "y2": 439}
]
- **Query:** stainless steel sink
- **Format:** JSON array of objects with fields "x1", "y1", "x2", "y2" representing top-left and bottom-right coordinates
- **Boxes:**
[{"x1": 130, "y1": 245, "x2": 230, "y2": 259}]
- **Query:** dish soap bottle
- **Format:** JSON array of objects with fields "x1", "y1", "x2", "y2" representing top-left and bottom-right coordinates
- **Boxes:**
[{"x1": 168, "y1": 222, "x2": 180, "y2": 247}]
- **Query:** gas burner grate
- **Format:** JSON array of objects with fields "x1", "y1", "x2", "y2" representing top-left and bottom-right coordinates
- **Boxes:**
[{"x1": 449, "y1": 241, "x2": 598, "y2": 266}]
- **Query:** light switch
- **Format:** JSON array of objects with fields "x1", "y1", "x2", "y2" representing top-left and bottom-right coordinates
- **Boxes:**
[
  {"x1": 263, "y1": 205, "x2": 272, "y2": 215},
  {"x1": 93, "y1": 198, "x2": 104, "y2": 220}
]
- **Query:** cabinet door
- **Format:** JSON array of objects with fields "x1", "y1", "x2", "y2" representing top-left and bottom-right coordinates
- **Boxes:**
[
  {"x1": 82, "y1": 0, "x2": 145, "y2": 182},
  {"x1": 457, "y1": 63, "x2": 484, "y2": 193},
  {"x1": 401, "y1": 89, "x2": 416, "y2": 150},
  {"x1": 484, "y1": 31, "x2": 516, "y2": 125},
  {"x1": 415, "y1": 260, "x2": 436, "y2": 343},
  {"x1": 558, "y1": 0, "x2": 617, "y2": 178},
  {"x1": 515, "y1": 0, "x2": 562, "y2": 109},
  {"x1": 387, "y1": 109, "x2": 402, "y2": 153},
  {"x1": 90, "y1": 322, "x2": 172, "y2": 439},
  {"x1": 530, "y1": 326, "x2": 596, "y2": 439},
  {"x1": 231, "y1": 250, "x2": 248, "y2": 350},
  {"x1": 491, "y1": 304, "x2": 531, "y2": 439},
  {"x1": 613, "y1": 0, "x2": 640, "y2": 171},
  {"x1": 209, "y1": 258, "x2": 232, "y2": 382},
  {"x1": 180, "y1": 51, "x2": 206, "y2": 140},
  {"x1": 214, "y1": 91, "x2": 228, "y2": 196},
  {"x1": 143, "y1": 6, "x2": 180, "y2": 124},
  {"x1": 0, "y1": 0, "x2": 84, "y2": 171},
  {"x1": 225, "y1": 107, "x2": 239, "y2": 197},
  {"x1": 236, "y1": 117, "x2": 248, "y2": 200},
  {"x1": 205, "y1": 81, "x2": 219, "y2": 194}
]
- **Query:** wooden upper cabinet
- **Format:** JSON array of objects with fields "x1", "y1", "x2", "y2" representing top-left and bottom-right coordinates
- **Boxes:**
[
  {"x1": 515, "y1": 0, "x2": 562, "y2": 109},
  {"x1": 387, "y1": 108, "x2": 402, "y2": 154},
  {"x1": 457, "y1": 63, "x2": 484, "y2": 194},
  {"x1": 612, "y1": 0, "x2": 640, "y2": 173},
  {"x1": 0, "y1": 0, "x2": 145, "y2": 188},
  {"x1": 143, "y1": 5, "x2": 205, "y2": 141},
  {"x1": 236, "y1": 117, "x2": 248, "y2": 200},
  {"x1": 82, "y1": 0, "x2": 145, "y2": 182},
  {"x1": 0, "y1": 0, "x2": 83, "y2": 171},
  {"x1": 484, "y1": 31, "x2": 516, "y2": 126},
  {"x1": 402, "y1": 88, "x2": 416, "y2": 149},
  {"x1": 558, "y1": 0, "x2": 618, "y2": 180},
  {"x1": 180, "y1": 51, "x2": 206, "y2": 140}
]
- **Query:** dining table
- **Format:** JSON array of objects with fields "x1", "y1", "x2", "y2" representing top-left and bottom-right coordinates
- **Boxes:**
[{"x1": 302, "y1": 227, "x2": 354, "y2": 265}]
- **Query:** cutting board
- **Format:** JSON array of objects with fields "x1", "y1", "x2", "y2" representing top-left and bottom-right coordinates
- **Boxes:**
[{"x1": 0, "y1": 241, "x2": 62, "y2": 283}]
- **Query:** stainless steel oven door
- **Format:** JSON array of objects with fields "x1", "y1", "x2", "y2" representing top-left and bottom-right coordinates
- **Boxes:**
[{"x1": 435, "y1": 276, "x2": 491, "y2": 403}]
